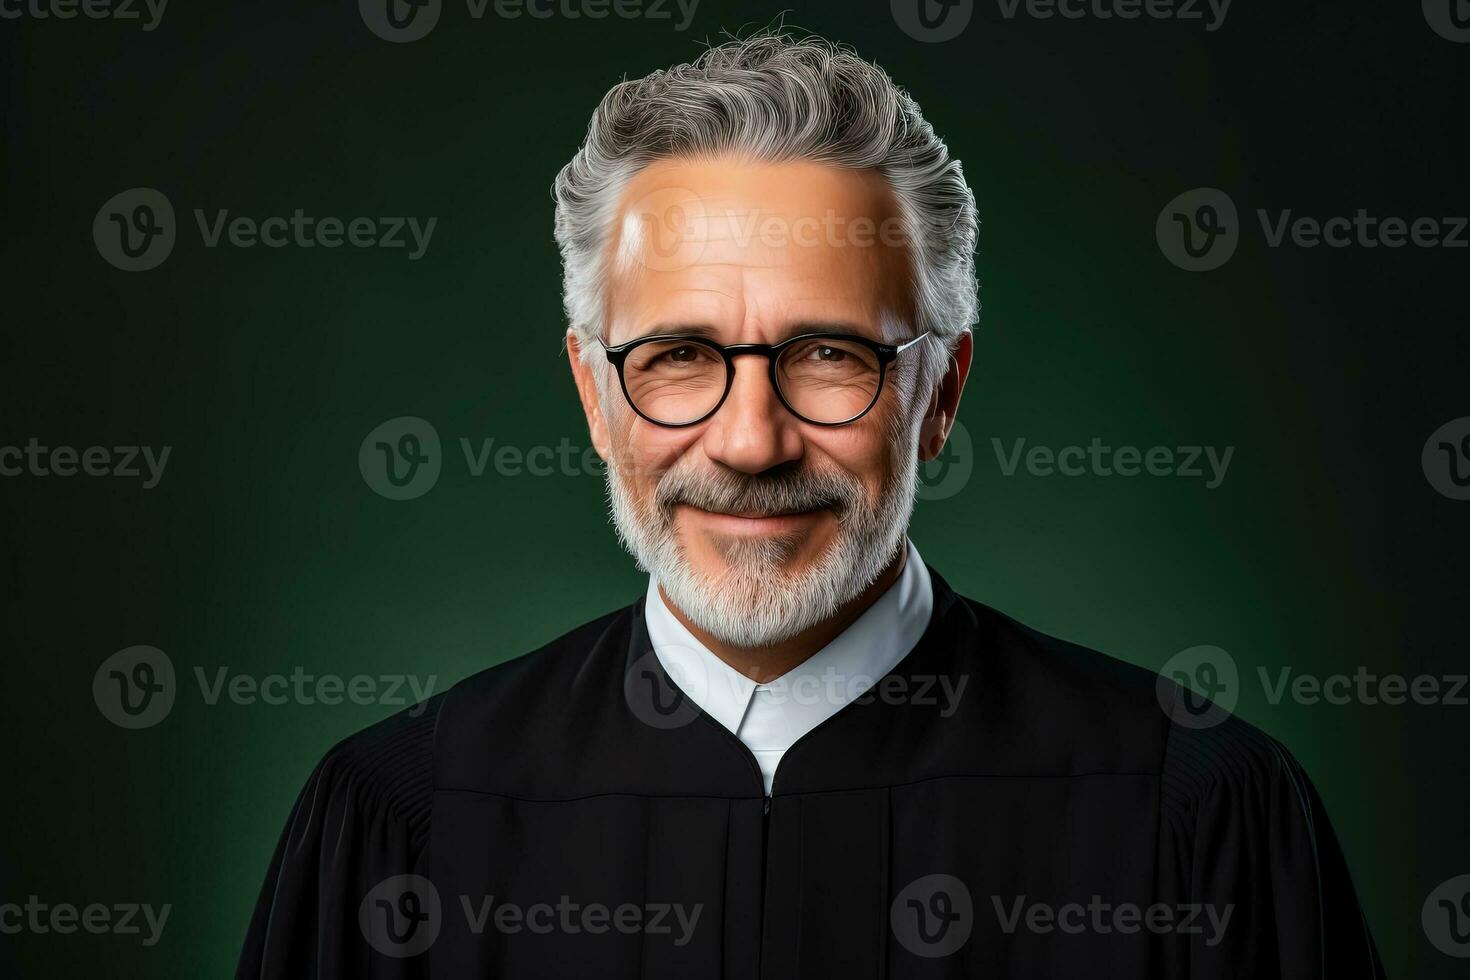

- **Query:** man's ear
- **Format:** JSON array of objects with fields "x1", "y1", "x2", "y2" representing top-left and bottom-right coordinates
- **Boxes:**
[
  {"x1": 918, "y1": 330, "x2": 974, "y2": 462},
  {"x1": 566, "y1": 330, "x2": 612, "y2": 461}
]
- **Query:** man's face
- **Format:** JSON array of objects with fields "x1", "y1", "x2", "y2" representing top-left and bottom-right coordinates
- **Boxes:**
[{"x1": 570, "y1": 158, "x2": 942, "y2": 647}]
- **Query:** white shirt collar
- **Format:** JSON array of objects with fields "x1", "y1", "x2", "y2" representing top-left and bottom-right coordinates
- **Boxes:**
[{"x1": 644, "y1": 537, "x2": 934, "y2": 793}]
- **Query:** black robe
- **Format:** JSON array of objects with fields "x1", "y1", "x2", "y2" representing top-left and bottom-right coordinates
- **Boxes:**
[{"x1": 236, "y1": 565, "x2": 1383, "y2": 978}]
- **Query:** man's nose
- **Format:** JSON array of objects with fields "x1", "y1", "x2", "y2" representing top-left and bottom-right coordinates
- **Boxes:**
[{"x1": 700, "y1": 356, "x2": 804, "y2": 474}]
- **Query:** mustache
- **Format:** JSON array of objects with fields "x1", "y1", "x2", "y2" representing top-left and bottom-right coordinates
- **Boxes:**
[{"x1": 654, "y1": 463, "x2": 863, "y2": 519}]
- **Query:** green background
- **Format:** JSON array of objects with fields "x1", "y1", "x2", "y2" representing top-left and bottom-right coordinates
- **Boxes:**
[{"x1": 2, "y1": 1, "x2": 1465, "y2": 976}]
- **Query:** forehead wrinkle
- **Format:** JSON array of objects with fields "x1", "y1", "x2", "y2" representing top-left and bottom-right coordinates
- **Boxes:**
[{"x1": 613, "y1": 284, "x2": 747, "y2": 341}]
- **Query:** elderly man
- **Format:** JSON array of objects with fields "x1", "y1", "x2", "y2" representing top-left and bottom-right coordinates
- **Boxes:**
[{"x1": 238, "y1": 31, "x2": 1381, "y2": 979}]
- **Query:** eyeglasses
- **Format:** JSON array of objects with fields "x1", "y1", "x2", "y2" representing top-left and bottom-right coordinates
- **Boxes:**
[{"x1": 598, "y1": 330, "x2": 930, "y2": 427}]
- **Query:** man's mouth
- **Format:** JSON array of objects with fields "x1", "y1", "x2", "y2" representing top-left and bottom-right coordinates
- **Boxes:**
[{"x1": 676, "y1": 503, "x2": 830, "y2": 535}]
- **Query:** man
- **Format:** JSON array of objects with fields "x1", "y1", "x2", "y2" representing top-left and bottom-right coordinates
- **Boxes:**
[{"x1": 238, "y1": 31, "x2": 1382, "y2": 978}]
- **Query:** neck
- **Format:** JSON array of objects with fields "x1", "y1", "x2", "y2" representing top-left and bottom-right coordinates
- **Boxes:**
[{"x1": 659, "y1": 542, "x2": 909, "y2": 684}]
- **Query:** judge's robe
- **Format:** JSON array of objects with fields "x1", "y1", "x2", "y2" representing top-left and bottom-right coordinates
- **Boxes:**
[{"x1": 236, "y1": 565, "x2": 1384, "y2": 979}]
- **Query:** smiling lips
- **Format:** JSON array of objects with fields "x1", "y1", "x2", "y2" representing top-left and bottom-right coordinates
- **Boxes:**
[{"x1": 679, "y1": 504, "x2": 829, "y2": 535}]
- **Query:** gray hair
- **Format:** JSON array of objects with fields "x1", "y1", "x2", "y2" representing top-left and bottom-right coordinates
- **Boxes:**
[{"x1": 552, "y1": 29, "x2": 979, "y2": 396}]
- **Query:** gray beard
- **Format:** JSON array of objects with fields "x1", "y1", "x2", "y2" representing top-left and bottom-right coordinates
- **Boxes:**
[{"x1": 604, "y1": 441, "x2": 919, "y2": 649}]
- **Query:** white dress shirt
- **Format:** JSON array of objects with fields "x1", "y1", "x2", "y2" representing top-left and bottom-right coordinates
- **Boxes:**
[{"x1": 644, "y1": 537, "x2": 934, "y2": 794}]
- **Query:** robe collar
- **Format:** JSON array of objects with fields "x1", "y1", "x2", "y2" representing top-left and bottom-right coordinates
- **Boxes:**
[{"x1": 643, "y1": 537, "x2": 934, "y2": 792}]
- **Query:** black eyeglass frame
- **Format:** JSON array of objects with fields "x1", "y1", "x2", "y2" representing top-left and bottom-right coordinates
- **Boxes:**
[{"x1": 598, "y1": 330, "x2": 931, "y2": 428}]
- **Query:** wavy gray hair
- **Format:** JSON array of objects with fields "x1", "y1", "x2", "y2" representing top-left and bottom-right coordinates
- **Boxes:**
[{"x1": 551, "y1": 30, "x2": 979, "y2": 394}]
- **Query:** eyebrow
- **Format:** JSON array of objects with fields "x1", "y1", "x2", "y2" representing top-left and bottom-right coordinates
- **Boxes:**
[{"x1": 626, "y1": 321, "x2": 880, "y2": 344}]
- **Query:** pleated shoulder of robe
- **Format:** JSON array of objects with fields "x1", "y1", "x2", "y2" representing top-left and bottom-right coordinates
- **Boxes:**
[{"x1": 237, "y1": 565, "x2": 1384, "y2": 979}]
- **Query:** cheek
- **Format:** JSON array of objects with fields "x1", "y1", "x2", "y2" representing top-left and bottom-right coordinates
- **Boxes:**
[
  {"x1": 808, "y1": 426, "x2": 894, "y2": 496},
  {"x1": 611, "y1": 418, "x2": 702, "y2": 494}
]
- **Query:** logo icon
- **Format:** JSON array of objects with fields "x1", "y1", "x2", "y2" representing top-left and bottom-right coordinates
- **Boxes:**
[
  {"x1": 359, "y1": 417, "x2": 442, "y2": 500},
  {"x1": 360, "y1": 0, "x2": 441, "y2": 42},
  {"x1": 890, "y1": 874, "x2": 973, "y2": 957},
  {"x1": 1424, "y1": 875, "x2": 1470, "y2": 957},
  {"x1": 1424, "y1": 0, "x2": 1470, "y2": 42},
  {"x1": 94, "y1": 188, "x2": 176, "y2": 272},
  {"x1": 1156, "y1": 188, "x2": 1239, "y2": 272},
  {"x1": 916, "y1": 417, "x2": 974, "y2": 501},
  {"x1": 891, "y1": 0, "x2": 974, "y2": 42},
  {"x1": 1422, "y1": 417, "x2": 1470, "y2": 500},
  {"x1": 618, "y1": 185, "x2": 713, "y2": 274},
  {"x1": 359, "y1": 874, "x2": 442, "y2": 957},
  {"x1": 1155, "y1": 644, "x2": 1238, "y2": 729},
  {"x1": 623, "y1": 646, "x2": 707, "y2": 730},
  {"x1": 93, "y1": 645, "x2": 176, "y2": 729}
]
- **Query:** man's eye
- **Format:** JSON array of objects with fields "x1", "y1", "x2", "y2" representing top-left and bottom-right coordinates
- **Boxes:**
[
  {"x1": 643, "y1": 344, "x2": 714, "y2": 370},
  {"x1": 797, "y1": 344, "x2": 849, "y2": 364}
]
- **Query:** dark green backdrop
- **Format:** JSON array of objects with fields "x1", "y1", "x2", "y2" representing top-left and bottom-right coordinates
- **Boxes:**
[{"x1": 2, "y1": 1, "x2": 1465, "y2": 977}]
